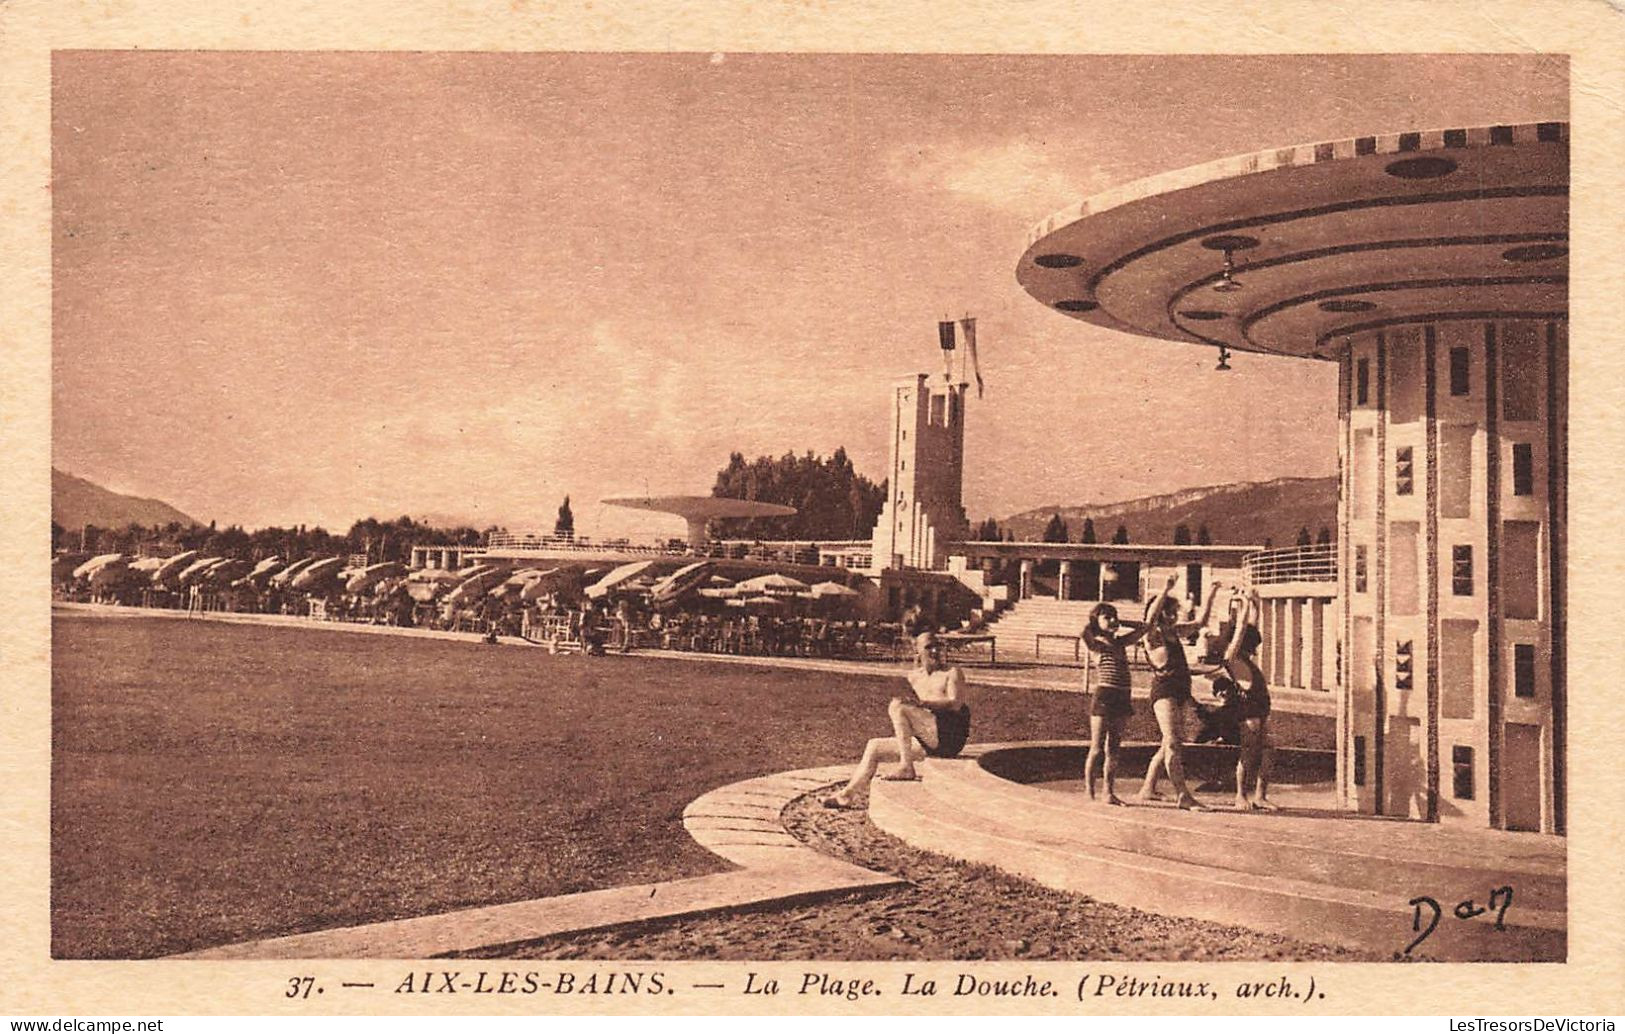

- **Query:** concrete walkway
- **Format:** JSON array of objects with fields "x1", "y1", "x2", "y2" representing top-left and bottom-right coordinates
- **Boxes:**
[{"x1": 170, "y1": 765, "x2": 899, "y2": 960}]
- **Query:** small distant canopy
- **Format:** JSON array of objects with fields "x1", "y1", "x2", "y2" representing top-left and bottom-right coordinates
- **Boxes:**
[{"x1": 601, "y1": 495, "x2": 796, "y2": 550}]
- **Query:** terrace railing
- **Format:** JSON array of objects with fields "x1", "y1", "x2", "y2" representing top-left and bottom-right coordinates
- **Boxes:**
[{"x1": 1242, "y1": 542, "x2": 1338, "y2": 585}]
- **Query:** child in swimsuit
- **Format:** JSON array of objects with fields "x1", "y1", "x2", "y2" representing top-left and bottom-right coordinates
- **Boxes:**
[
  {"x1": 1220, "y1": 590, "x2": 1275, "y2": 811},
  {"x1": 1081, "y1": 602, "x2": 1148, "y2": 805},
  {"x1": 1137, "y1": 574, "x2": 1222, "y2": 809}
]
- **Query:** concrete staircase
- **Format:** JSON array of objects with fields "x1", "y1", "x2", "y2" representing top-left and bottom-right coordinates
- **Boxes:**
[
  {"x1": 869, "y1": 742, "x2": 1566, "y2": 961},
  {"x1": 982, "y1": 597, "x2": 1112, "y2": 663}
]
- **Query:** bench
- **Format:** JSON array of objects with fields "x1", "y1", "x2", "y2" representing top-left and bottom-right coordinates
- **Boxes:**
[
  {"x1": 1035, "y1": 632, "x2": 1081, "y2": 661},
  {"x1": 939, "y1": 632, "x2": 997, "y2": 666}
]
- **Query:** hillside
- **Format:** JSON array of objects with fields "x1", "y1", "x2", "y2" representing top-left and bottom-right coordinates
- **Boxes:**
[
  {"x1": 999, "y1": 475, "x2": 1337, "y2": 547},
  {"x1": 52, "y1": 468, "x2": 201, "y2": 530}
]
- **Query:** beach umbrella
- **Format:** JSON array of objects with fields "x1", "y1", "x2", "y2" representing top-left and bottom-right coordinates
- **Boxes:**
[
  {"x1": 443, "y1": 566, "x2": 512, "y2": 607},
  {"x1": 373, "y1": 576, "x2": 408, "y2": 599},
  {"x1": 346, "y1": 561, "x2": 408, "y2": 595},
  {"x1": 705, "y1": 574, "x2": 735, "y2": 586},
  {"x1": 73, "y1": 553, "x2": 125, "y2": 580},
  {"x1": 735, "y1": 572, "x2": 808, "y2": 595},
  {"x1": 176, "y1": 556, "x2": 227, "y2": 587},
  {"x1": 150, "y1": 550, "x2": 199, "y2": 588},
  {"x1": 697, "y1": 586, "x2": 737, "y2": 599},
  {"x1": 650, "y1": 561, "x2": 713, "y2": 605},
  {"x1": 201, "y1": 559, "x2": 253, "y2": 585},
  {"x1": 584, "y1": 560, "x2": 656, "y2": 600},
  {"x1": 250, "y1": 556, "x2": 285, "y2": 576},
  {"x1": 240, "y1": 557, "x2": 288, "y2": 588},
  {"x1": 741, "y1": 594, "x2": 785, "y2": 608},
  {"x1": 129, "y1": 556, "x2": 166, "y2": 573},
  {"x1": 404, "y1": 567, "x2": 460, "y2": 602},
  {"x1": 519, "y1": 568, "x2": 585, "y2": 602},
  {"x1": 88, "y1": 557, "x2": 139, "y2": 591},
  {"x1": 291, "y1": 556, "x2": 347, "y2": 592},
  {"x1": 809, "y1": 581, "x2": 861, "y2": 598},
  {"x1": 269, "y1": 556, "x2": 321, "y2": 588}
]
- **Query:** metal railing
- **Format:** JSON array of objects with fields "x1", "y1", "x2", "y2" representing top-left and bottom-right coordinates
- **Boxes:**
[
  {"x1": 483, "y1": 533, "x2": 686, "y2": 556},
  {"x1": 1242, "y1": 542, "x2": 1338, "y2": 585},
  {"x1": 480, "y1": 532, "x2": 873, "y2": 569}
]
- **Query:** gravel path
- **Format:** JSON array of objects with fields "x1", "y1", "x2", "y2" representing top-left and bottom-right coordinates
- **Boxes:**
[{"x1": 472, "y1": 791, "x2": 1386, "y2": 961}]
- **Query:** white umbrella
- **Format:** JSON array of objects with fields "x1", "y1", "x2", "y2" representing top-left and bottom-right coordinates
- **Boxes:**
[
  {"x1": 88, "y1": 558, "x2": 139, "y2": 591},
  {"x1": 735, "y1": 572, "x2": 809, "y2": 595},
  {"x1": 269, "y1": 556, "x2": 320, "y2": 588},
  {"x1": 346, "y1": 561, "x2": 408, "y2": 595},
  {"x1": 585, "y1": 560, "x2": 656, "y2": 600},
  {"x1": 177, "y1": 557, "x2": 227, "y2": 587},
  {"x1": 202, "y1": 559, "x2": 253, "y2": 585},
  {"x1": 241, "y1": 557, "x2": 288, "y2": 588},
  {"x1": 405, "y1": 567, "x2": 460, "y2": 602},
  {"x1": 809, "y1": 581, "x2": 861, "y2": 598},
  {"x1": 129, "y1": 556, "x2": 167, "y2": 573},
  {"x1": 151, "y1": 550, "x2": 199, "y2": 588},
  {"x1": 290, "y1": 556, "x2": 347, "y2": 592},
  {"x1": 73, "y1": 553, "x2": 125, "y2": 580},
  {"x1": 443, "y1": 566, "x2": 512, "y2": 607}
]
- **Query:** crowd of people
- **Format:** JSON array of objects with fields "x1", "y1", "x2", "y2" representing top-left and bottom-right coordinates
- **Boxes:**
[{"x1": 51, "y1": 550, "x2": 914, "y2": 661}]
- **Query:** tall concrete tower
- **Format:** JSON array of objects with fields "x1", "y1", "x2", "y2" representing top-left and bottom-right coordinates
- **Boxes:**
[{"x1": 869, "y1": 373, "x2": 971, "y2": 570}]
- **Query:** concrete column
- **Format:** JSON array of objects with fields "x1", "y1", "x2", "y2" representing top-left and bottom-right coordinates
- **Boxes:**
[
  {"x1": 1019, "y1": 559, "x2": 1034, "y2": 600},
  {"x1": 1059, "y1": 560, "x2": 1073, "y2": 601}
]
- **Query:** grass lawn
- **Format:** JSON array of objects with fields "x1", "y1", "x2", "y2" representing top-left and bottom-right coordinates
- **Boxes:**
[{"x1": 52, "y1": 613, "x2": 1332, "y2": 959}]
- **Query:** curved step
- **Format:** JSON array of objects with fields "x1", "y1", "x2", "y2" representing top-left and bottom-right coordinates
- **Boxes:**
[
  {"x1": 910, "y1": 745, "x2": 1565, "y2": 912},
  {"x1": 870, "y1": 747, "x2": 1564, "y2": 961}
]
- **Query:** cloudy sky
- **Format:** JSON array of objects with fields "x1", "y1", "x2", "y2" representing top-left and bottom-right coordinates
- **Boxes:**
[{"x1": 52, "y1": 53, "x2": 1565, "y2": 538}]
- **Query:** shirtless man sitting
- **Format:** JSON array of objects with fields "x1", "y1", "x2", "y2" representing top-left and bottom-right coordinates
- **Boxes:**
[{"x1": 822, "y1": 632, "x2": 972, "y2": 809}]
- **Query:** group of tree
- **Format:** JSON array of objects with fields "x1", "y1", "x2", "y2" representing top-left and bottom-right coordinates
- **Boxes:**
[
  {"x1": 709, "y1": 447, "x2": 886, "y2": 540},
  {"x1": 54, "y1": 514, "x2": 500, "y2": 564},
  {"x1": 1171, "y1": 523, "x2": 1213, "y2": 545}
]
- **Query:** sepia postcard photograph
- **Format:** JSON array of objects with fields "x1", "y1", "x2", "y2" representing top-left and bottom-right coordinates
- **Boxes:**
[{"x1": 7, "y1": 0, "x2": 1625, "y2": 1021}]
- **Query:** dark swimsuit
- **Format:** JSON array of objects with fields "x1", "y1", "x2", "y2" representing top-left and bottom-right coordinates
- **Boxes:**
[
  {"x1": 926, "y1": 706, "x2": 971, "y2": 758},
  {"x1": 1147, "y1": 629, "x2": 1193, "y2": 705},
  {"x1": 1236, "y1": 661, "x2": 1272, "y2": 720}
]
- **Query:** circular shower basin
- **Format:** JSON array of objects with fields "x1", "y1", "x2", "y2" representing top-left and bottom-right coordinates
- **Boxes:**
[{"x1": 978, "y1": 742, "x2": 1337, "y2": 807}]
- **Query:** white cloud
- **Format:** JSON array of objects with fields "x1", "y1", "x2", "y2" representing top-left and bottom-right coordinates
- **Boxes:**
[{"x1": 884, "y1": 139, "x2": 1105, "y2": 216}]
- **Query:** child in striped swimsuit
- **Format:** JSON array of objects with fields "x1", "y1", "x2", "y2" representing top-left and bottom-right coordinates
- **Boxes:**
[{"x1": 1082, "y1": 603, "x2": 1149, "y2": 805}]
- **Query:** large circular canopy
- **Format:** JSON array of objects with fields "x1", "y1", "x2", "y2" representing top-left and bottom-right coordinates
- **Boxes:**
[
  {"x1": 602, "y1": 495, "x2": 797, "y2": 548},
  {"x1": 1017, "y1": 122, "x2": 1567, "y2": 361},
  {"x1": 602, "y1": 496, "x2": 796, "y2": 521}
]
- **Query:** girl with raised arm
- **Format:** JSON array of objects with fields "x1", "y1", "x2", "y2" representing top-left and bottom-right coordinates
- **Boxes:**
[
  {"x1": 1136, "y1": 573, "x2": 1221, "y2": 810},
  {"x1": 1217, "y1": 588, "x2": 1275, "y2": 811},
  {"x1": 1081, "y1": 602, "x2": 1148, "y2": 805}
]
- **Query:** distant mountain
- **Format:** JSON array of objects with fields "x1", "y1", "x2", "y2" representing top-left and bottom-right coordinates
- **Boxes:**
[
  {"x1": 999, "y1": 476, "x2": 1337, "y2": 547},
  {"x1": 52, "y1": 468, "x2": 201, "y2": 531}
]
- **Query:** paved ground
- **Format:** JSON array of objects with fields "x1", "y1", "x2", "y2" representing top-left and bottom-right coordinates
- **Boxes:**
[{"x1": 468, "y1": 791, "x2": 1382, "y2": 961}]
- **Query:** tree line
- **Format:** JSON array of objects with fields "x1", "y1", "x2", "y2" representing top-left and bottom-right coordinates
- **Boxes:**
[
  {"x1": 709, "y1": 447, "x2": 886, "y2": 540},
  {"x1": 53, "y1": 514, "x2": 500, "y2": 564}
]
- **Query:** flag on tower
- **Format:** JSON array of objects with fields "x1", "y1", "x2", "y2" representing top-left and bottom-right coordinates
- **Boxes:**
[{"x1": 960, "y1": 316, "x2": 984, "y2": 398}]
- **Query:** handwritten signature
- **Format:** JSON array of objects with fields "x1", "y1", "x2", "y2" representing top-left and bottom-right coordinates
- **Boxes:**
[{"x1": 1405, "y1": 886, "x2": 1513, "y2": 954}]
